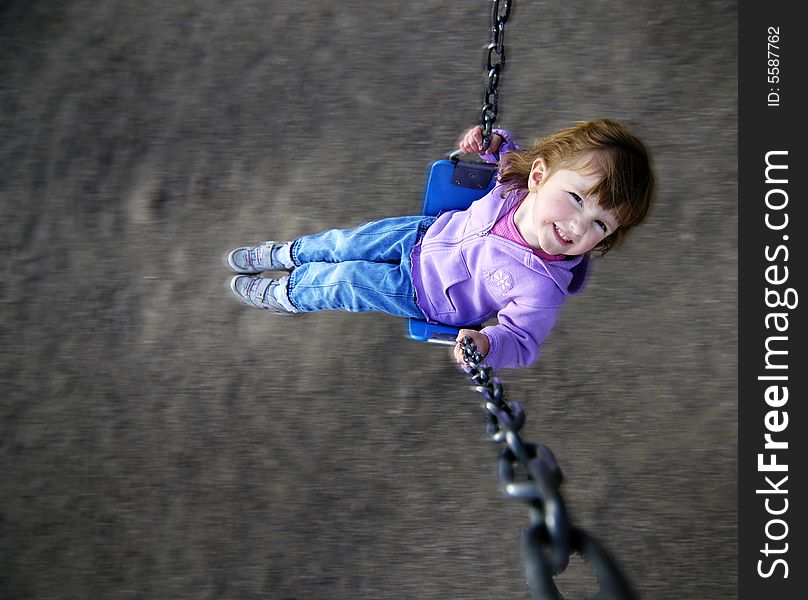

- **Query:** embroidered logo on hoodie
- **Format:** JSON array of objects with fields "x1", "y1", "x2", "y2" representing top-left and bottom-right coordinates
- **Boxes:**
[{"x1": 485, "y1": 268, "x2": 514, "y2": 294}]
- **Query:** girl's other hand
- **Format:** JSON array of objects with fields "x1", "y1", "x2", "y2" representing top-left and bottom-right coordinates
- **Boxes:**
[
  {"x1": 457, "y1": 126, "x2": 503, "y2": 155},
  {"x1": 453, "y1": 329, "x2": 490, "y2": 366}
]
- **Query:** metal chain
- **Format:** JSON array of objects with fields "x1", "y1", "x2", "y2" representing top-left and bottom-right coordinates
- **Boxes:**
[
  {"x1": 480, "y1": 0, "x2": 511, "y2": 151},
  {"x1": 460, "y1": 337, "x2": 637, "y2": 600}
]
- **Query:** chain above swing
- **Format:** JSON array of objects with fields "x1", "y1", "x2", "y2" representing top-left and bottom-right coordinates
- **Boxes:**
[{"x1": 480, "y1": 0, "x2": 511, "y2": 151}]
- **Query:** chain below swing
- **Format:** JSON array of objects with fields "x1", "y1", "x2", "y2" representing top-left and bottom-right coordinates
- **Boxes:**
[{"x1": 460, "y1": 337, "x2": 637, "y2": 600}]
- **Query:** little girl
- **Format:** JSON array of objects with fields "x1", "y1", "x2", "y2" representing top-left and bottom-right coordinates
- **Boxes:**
[{"x1": 226, "y1": 119, "x2": 654, "y2": 371}]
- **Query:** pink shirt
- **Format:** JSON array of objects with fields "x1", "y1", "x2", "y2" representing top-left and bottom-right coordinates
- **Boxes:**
[{"x1": 490, "y1": 201, "x2": 568, "y2": 262}]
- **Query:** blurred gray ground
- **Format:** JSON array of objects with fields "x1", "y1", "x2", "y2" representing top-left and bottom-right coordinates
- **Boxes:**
[{"x1": 0, "y1": 1, "x2": 737, "y2": 598}]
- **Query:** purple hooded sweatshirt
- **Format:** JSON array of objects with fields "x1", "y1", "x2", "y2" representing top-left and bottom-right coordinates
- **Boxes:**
[{"x1": 410, "y1": 130, "x2": 590, "y2": 371}]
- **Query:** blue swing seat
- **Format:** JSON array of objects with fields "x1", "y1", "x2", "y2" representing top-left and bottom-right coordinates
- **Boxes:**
[{"x1": 406, "y1": 154, "x2": 498, "y2": 345}]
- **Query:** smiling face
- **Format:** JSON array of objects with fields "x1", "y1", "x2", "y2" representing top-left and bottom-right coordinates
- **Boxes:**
[{"x1": 514, "y1": 157, "x2": 621, "y2": 257}]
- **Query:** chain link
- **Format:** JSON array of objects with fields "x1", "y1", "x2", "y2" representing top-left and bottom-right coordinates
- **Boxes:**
[
  {"x1": 480, "y1": 0, "x2": 511, "y2": 151},
  {"x1": 460, "y1": 337, "x2": 637, "y2": 600}
]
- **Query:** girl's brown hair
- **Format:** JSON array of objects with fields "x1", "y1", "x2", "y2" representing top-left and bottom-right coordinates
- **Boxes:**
[{"x1": 498, "y1": 119, "x2": 654, "y2": 254}]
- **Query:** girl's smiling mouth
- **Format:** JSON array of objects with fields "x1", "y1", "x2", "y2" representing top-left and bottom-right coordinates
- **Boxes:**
[{"x1": 554, "y1": 224, "x2": 572, "y2": 244}]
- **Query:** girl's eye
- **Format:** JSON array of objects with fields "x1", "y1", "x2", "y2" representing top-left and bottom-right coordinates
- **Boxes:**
[
  {"x1": 595, "y1": 220, "x2": 608, "y2": 233},
  {"x1": 571, "y1": 192, "x2": 583, "y2": 205}
]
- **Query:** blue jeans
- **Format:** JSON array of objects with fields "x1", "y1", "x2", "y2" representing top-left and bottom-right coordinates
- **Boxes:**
[{"x1": 287, "y1": 215, "x2": 436, "y2": 317}]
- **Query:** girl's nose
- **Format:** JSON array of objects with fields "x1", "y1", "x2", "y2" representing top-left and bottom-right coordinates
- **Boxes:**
[{"x1": 569, "y1": 216, "x2": 587, "y2": 236}]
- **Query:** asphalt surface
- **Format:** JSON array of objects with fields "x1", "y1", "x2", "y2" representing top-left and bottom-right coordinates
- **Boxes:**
[{"x1": 1, "y1": 1, "x2": 737, "y2": 598}]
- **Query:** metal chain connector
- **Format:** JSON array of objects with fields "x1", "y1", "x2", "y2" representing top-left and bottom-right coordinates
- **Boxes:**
[
  {"x1": 480, "y1": 0, "x2": 511, "y2": 151},
  {"x1": 460, "y1": 337, "x2": 637, "y2": 600}
]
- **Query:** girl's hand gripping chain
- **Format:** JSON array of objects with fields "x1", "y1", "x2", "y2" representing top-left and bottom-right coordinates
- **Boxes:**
[
  {"x1": 453, "y1": 329, "x2": 489, "y2": 366},
  {"x1": 457, "y1": 125, "x2": 503, "y2": 155}
]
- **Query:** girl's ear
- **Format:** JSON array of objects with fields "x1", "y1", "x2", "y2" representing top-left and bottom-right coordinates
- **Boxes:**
[{"x1": 528, "y1": 158, "x2": 547, "y2": 191}]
